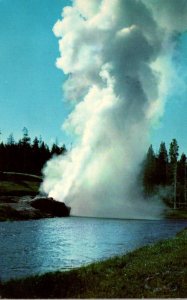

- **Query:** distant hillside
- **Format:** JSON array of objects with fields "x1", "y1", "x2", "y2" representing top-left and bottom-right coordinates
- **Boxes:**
[{"x1": 0, "y1": 172, "x2": 42, "y2": 196}]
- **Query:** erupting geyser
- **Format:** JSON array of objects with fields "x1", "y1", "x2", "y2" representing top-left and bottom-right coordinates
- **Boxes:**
[{"x1": 41, "y1": 0, "x2": 187, "y2": 219}]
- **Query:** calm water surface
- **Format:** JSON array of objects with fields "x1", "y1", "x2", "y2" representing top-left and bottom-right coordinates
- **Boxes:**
[{"x1": 0, "y1": 217, "x2": 186, "y2": 281}]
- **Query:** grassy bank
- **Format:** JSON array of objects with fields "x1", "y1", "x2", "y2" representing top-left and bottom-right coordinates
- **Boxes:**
[
  {"x1": 1, "y1": 228, "x2": 186, "y2": 298},
  {"x1": 165, "y1": 209, "x2": 187, "y2": 219},
  {"x1": 0, "y1": 172, "x2": 41, "y2": 196}
]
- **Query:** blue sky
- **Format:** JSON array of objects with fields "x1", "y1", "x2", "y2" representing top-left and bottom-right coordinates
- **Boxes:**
[
  {"x1": 0, "y1": 0, "x2": 70, "y2": 146},
  {"x1": 151, "y1": 33, "x2": 187, "y2": 155},
  {"x1": 0, "y1": 0, "x2": 187, "y2": 154}
]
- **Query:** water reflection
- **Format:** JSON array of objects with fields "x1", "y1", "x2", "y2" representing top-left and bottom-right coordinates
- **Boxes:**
[{"x1": 0, "y1": 217, "x2": 186, "y2": 281}]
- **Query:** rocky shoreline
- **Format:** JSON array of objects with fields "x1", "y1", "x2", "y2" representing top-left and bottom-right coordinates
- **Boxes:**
[{"x1": 0, "y1": 195, "x2": 71, "y2": 221}]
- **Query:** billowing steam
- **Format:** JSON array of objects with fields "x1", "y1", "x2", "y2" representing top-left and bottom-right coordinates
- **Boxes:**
[{"x1": 41, "y1": 0, "x2": 187, "y2": 219}]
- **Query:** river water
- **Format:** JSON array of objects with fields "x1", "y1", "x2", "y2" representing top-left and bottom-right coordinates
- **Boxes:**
[{"x1": 0, "y1": 217, "x2": 186, "y2": 281}]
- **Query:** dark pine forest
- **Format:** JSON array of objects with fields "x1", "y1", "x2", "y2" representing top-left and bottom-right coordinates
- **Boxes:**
[
  {"x1": 141, "y1": 139, "x2": 187, "y2": 209},
  {"x1": 0, "y1": 128, "x2": 67, "y2": 175}
]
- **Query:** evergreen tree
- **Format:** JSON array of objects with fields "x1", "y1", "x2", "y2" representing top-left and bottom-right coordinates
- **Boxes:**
[
  {"x1": 157, "y1": 142, "x2": 168, "y2": 185},
  {"x1": 178, "y1": 153, "x2": 186, "y2": 185},
  {"x1": 51, "y1": 143, "x2": 61, "y2": 155},
  {"x1": 169, "y1": 138, "x2": 179, "y2": 164},
  {"x1": 177, "y1": 153, "x2": 186, "y2": 206},
  {"x1": 169, "y1": 139, "x2": 179, "y2": 209},
  {"x1": 143, "y1": 145, "x2": 157, "y2": 195},
  {"x1": 21, "y1": 127, "x2": 31, "y2": 147},
  {"x1": 6, "y1": 133, "x2": 18, "y2": 171},
  {"x1": 38, "y1": 141, "x2": 51, "y2": 173},
  {"x1": 7, "y1": 133, "x2": 15, "y2": 145},
  {"x1": 20, "y1": 128, "x2": 31, "y2": 172},
  {"x1": 32, "y1": 137, "x2": 39, "y2": 151},
  {"x1": 0, "y1": 142, "x2": 5, "y2": 171}
]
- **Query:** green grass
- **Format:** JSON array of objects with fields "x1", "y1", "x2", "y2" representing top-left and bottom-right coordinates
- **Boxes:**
[
  {"x1": 0, "y1": 172, "x2": 41, "y2": 196},
  {"x1": 0, "y1": 180, "x2": 40, "y2": 195},
  {"x1": 165, "y1": 209, "x2": 187, "y2": 219},
  {"x1": 1, "y1": 228, "x2": 186, "y2": 298}
]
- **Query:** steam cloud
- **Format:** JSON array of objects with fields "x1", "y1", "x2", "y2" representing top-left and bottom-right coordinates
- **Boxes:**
[{"x1": 41, "y1": 0, "x2": 187, "y2": 219}]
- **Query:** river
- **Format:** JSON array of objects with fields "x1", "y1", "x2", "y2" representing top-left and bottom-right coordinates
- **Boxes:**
[{"x1": 0, "y1": 217, "x2": 186, "y2": 281}]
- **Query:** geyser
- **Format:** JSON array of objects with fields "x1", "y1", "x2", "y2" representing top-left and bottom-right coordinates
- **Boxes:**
[{"x1": 41, "y1": 0, "x2": 187, "y2": 219}]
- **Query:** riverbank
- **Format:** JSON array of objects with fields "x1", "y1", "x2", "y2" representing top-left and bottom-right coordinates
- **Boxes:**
[
  {"x1": 1, "y1": 199, "x2": 186, "y2": 221},
  {"x1": 0, "y1": 227, "x2": 186, "y2": 298},
  {"x1": 0, "y1": 172, "x2": 70, "y2": 220},
  {"x1": 0, "y1": 172, "x2": 187, "y2": 221},
  {"x1": 0, "y1": 172, "x2": 41, "y2": 196},
  {"x1": 165, "y1": 208, "x2": 187, "y2": 219},
  {"x1": 0, "y1": 196, "x2": 71, "y2": 220},
  {"x1": 0, "y1": 171, "x2": 41, "y2": 220}
]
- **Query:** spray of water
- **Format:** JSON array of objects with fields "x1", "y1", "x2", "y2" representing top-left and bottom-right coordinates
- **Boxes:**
[{"x1": 41, "y1": 0, "x2": 187, "y2": 219}]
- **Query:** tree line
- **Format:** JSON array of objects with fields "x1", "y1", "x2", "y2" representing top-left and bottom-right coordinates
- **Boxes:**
[
  {"x1": 142, "y1": 138, "x2": 187, "y2": 208},
  {"x1": 0, "y1": 128, "x2": 67, "y2": 175}
]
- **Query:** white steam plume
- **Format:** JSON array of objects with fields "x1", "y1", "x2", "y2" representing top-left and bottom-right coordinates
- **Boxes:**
[{"x1": 41, "y1": 0, "x2": 187, "y2": 219}]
